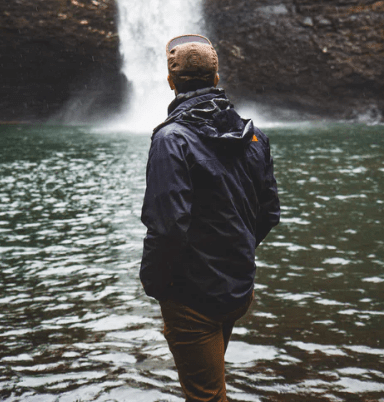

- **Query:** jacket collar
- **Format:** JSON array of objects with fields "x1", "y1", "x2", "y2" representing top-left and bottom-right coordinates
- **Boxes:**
[
  {"x1": 168, "y1": 87, "x2": 225, "y2": 116},
  {"x1": 152, "y1": 87, "x2": 226, "y2": 136}
]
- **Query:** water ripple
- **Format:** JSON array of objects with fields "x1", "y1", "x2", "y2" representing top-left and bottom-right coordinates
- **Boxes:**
[{"x1": 0, "y1": 124, "x2": 383, "y2": 401}]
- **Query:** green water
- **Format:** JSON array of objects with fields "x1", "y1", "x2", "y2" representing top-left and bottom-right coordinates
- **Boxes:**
[{"x1": 0, "y1": 123, "x2": 383, "y2": 402}]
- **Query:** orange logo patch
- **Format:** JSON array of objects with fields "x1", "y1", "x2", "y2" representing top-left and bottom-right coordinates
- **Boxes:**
[{"x1": 252, "y1": 135, "x2": 258, "y2": 142}]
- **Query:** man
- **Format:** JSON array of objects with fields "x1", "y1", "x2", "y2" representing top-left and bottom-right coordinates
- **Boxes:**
[{"x1": 140, "y1": 34, "x2": 280, "y2": 402}]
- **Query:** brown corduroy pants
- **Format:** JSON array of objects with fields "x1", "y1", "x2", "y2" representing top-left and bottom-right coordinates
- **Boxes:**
[{"x1": 160, "y1": 294, "x2": 253, "y2": 402}]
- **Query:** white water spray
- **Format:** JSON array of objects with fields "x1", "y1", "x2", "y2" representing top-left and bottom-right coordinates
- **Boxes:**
[{"x1": 113, "y1": 0, "x2": 205, "y2": 132}]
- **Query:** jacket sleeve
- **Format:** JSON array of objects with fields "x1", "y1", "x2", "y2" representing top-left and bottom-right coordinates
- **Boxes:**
[
  {"x1": 255, "y1": 134, "x2": 280, "y2": 247},
  {"x1": 140, "y1": 130, "x2": 193, "y2": 300}
]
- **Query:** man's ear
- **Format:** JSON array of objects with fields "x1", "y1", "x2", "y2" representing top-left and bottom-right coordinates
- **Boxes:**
[
  {"x1": 167, "y1": 75, "x2": 176, "y2": 90},
  {"x1": 214, "y1": 73, "x2": 220, "y2": 87}
]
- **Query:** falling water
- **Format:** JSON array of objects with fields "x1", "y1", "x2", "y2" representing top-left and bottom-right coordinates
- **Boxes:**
[{"x1": 113, "y1": 0, "x2": 205, "y2": 132}]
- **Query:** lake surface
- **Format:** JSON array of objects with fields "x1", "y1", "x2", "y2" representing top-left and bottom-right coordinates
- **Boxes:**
[{"x1": 0, "y1": 123, "x2": 383, "y2": 402}]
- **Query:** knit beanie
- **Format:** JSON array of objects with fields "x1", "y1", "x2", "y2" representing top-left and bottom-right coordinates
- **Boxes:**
[{"x1": 166, "y1": 34, "x2": 219, "y2": 85}]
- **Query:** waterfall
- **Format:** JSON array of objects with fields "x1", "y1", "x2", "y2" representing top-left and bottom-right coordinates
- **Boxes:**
[{"x1": 114, "y1": 0, "x2": 205, "y2": 132}]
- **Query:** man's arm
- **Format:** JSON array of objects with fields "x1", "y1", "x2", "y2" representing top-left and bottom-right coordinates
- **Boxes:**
[
  {"x1": 140, "y1": 131, "x2": 193, "y2": 300},
  {"x1": 255, "y1": 134, "x2": 280, "y2": 247}
]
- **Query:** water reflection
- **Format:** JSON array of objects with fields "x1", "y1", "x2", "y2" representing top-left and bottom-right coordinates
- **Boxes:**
[{"x1": 0, "y1": 123, "x2": 383, "y2": 401}]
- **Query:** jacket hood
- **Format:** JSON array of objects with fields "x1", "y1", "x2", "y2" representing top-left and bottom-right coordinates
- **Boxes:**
[{"x1": 153, "y1": 87, "x2": 255, "y2": 146}]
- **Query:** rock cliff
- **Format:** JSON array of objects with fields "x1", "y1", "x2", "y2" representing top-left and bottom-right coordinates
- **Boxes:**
[
  {"x1": 1, "y1": 0, "x2": 383, "y2": 123},
  {"x1": 204, "y1": 0, "x2": 384, "y2": 122},
  {"x1": 0, "y1": 0, "x2": 126, "y2": 123}
]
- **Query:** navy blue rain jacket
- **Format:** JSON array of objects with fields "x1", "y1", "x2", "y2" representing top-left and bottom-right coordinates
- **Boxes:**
[{"x1": 140, "y1": 87, "x2": 280, "y2": 316}]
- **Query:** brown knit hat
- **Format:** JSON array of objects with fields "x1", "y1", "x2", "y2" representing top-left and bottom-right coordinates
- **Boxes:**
[{"x1": 166, "y1": 34, "x2": 219, "y2": 85}]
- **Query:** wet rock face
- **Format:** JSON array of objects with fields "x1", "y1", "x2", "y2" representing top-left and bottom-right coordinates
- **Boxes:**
[
  {"x1": 0, "y1": 0, "x2": 126, "y2": 122},
  {"x1": 204, "y1": 0, "x2": 384, "y2": 122},
  {"x1": 1, "y1": 0, "x2": 383, "y2": 123}
]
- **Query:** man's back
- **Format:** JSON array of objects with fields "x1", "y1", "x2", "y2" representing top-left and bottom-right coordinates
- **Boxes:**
[
  {"x1": 141, "y1": 87, "x2": 279, "y2": 316},
  {"x1": 140, "y1": 34, "x2": 279, "y2": 402}
]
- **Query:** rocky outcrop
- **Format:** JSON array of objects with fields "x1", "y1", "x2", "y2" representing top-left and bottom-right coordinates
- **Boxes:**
[
  {"x1": 0, "y1": 0, "x2": 126, "y2": 123},
  {"x1": 1, "y1": 0, "x2": 383, "y2": 123},
  {"x1": 204, "y1": 0, "x2": 384, "y2": 122}
]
